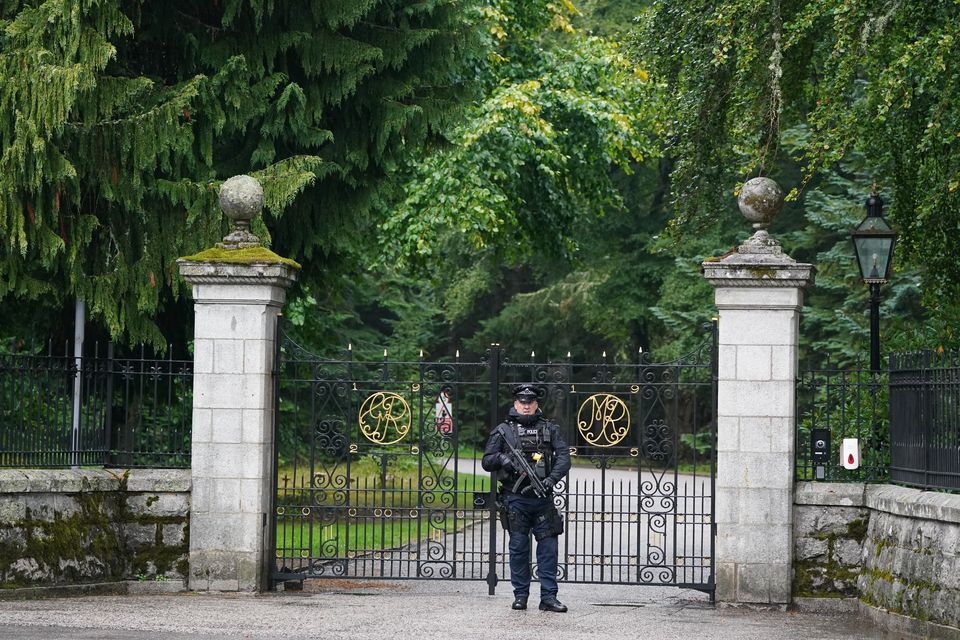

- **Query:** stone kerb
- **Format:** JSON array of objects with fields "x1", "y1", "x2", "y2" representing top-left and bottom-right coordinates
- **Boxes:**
[
  {"x1": 177, "y1": 175, "x2": 298, "y2": 592},
  {"x1": 703, "y1": 177, "x2": 814, "y2": 605}
]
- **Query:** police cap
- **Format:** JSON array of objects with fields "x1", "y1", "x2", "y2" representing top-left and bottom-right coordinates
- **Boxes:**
[{"x1": 512, "y1": 383, "x2": 541, "y2": 401}]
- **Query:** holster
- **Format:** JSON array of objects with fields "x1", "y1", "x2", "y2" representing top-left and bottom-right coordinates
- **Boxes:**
[
  {"x1": 497, "y1": 499, "x2": 511, "y2": 532},
  {"x1": 533, "y1": 507, "x2": 564, "y2": 541}
]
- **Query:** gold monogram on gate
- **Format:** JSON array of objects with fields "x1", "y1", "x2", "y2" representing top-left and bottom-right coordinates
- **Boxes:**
[
  {"x1": 358, "y1": 392, "x2": 411, "y2": 444},
  {"x1": 576, "y1": 394, "x2": 630, "y2": 447}
]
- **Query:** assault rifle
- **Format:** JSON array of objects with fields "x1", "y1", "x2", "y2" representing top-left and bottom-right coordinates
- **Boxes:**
[{"x1": 500, "y1": 433, "x2": 549, "y2": 498}]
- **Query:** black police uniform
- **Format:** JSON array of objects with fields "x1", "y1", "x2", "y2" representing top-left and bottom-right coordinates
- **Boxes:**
[{"x1": 481, "y1": 384, "x2": 571, "y2": 612}]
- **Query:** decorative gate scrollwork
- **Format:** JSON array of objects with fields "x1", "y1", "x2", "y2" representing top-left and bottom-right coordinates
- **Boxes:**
[{"x1": 273, "y1": 323, "x2": 716, "y2": 598}]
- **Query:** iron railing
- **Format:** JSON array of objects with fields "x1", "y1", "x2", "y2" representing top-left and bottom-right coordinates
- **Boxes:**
[
  {"x1": 795, "y1": 366, "x2": 889, "y2": 482},
  {"x1": 0, "y1": 342, "x2": 192, "y2": 468},
  {"x1": 889, "y1": 349, "x2": 960, "y2": 492}
]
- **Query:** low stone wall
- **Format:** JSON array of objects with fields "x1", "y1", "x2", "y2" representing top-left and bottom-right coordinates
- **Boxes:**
[
  {"x1": 793, "y1": 482, "x2": 869, "y2": 598},
  {"x1": 0, "y1": 469, "x2": 190, "y2": 589},
  {"x1": 860, "y1": 484, "x2": 960, "y2": 629},
  {"x1": 794, "y1": 481, "x2": 960, "y2": 633}
]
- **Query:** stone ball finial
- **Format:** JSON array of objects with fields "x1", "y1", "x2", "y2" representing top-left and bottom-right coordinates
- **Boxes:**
[
  {"x1": 217, "y1": 174, "x2": 263, "y2": 249},
  {"x1": 219, "y1": 175, "x2": 264, "y2": 223},
  {"x1": 737, "y1": 176, "x2": 784, "y2": 231}
]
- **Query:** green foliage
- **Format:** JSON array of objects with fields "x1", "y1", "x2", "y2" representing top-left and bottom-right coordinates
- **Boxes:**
[
  {"x1": 360, "y1": 0, "x2": 677, "y2": 361},
  {"x1": 283, "y1": 268, "x2": 444, "y2": 361},
  {"x1": 647, "y1": 259, "x2": 719, "y2": 361},
  {"x1": 679, "y1": 430, "x2": 713, "y2": 458},
  {"x1": 578, "y1": 0, "x2": 648, "y2": 37},
  {"x1": 779, "y1": 131, "x2": 925, "y2": 367},
  {"x1": 635, "y1": 1, "x2": 960, "y2": 332},
  {"x1": 383, "y1": 30, "x2": 662, "y2": 267},
  {"x1": 10, "y1": 0, "x2": 953, "y2": 372},
  {"x1": 795, "y1": 370, "x2": 889, "y2": 483},
  {"x1": 457, "y1": 167, "x2": 688, "y2": 362},
  {"x1": 464, "y1": 270, "x2": 608, "y2": 358},
  {"x1": 0, "y1": 0, "x2": 478, "y2": 346}
]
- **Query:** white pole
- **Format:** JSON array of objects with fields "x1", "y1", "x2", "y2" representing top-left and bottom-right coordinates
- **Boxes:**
[{"x1": 71, "y1": 298, "x2": 85, "y2": 469}]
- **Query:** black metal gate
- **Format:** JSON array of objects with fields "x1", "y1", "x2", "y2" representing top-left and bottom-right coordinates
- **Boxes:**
[{"x1": 271, "y1": 323, "x2": 717, "y2": 596}]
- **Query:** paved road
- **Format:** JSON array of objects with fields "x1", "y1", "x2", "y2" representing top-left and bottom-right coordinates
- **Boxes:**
[{"x1": 0, "y1": 580, "x2": 896, "y2": 640}]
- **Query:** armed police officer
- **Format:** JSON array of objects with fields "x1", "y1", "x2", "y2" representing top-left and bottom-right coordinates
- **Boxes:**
[{"x1": 482, "y1": 383, "x2": 571, "y2": 613}]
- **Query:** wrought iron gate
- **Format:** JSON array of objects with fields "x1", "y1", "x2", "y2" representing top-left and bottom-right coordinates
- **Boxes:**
[{"x1": 272, "y1": 323, "x2": 717, "y2": 596}]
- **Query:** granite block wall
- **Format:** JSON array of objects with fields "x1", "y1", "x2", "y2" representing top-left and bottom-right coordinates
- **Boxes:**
[
  {"x1": 0, "y1": 469, "x2": 190, "y2": 588},
  {"x1": 794, "y1": 482, "x2": 960, "y2": 632}
]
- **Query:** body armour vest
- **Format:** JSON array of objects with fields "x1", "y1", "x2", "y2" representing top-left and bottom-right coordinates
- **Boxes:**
[{"x1": 509, "y1": 419, "x2": 554, "y2": 477}]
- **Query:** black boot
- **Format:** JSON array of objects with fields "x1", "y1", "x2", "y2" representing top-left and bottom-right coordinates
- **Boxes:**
[
  {"x1": 538, "y1": 596, "x2": 567, "y2": 613},
  {"x1": 512, "y1": 596, "x2": 528, "y2": 610}
]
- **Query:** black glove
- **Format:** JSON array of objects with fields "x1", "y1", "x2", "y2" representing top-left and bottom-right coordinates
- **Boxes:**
[
  {"x1": 498, "y1": 453, "x2": 515, "y2": 473},
  {"x1": 519, "y1": 484, "x2": 536, "y2": 497}
]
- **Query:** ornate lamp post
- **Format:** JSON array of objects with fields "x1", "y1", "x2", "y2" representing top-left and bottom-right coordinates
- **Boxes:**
[{"x1": 851, "y1": 190, "x2": 897, "y2": 373}]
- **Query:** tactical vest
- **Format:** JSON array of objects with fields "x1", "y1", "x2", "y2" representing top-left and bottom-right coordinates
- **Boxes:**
[{"x1": 506, "y1": 419, "x2": 554, "y2": 478}]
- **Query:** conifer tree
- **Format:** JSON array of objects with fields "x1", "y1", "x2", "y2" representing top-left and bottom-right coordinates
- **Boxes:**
[
  {"x1": 0, "y1": 0, "x2": 477, "y2": 345},
  {"x1": 636, "y1": 1, "x2": 960, "y2": 331}
]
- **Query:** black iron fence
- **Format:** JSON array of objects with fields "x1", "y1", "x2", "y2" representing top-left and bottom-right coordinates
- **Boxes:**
[
  {"x1": 0, "y1": 342, "x2": 192, "y2": 468},
  {"x1": 795, "y1": 366, "x2": 889, "y2": 483},
  {"x1": 889, "y1": 349, "x2": 960, "y2": 492},
  {"x1": 797, "y1": 349, "x2": 960, "y2": 493}
]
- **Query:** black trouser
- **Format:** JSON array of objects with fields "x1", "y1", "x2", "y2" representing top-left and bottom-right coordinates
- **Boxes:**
[{"x1": 505, "y1": 494, "x2": 559, "y2": 599}]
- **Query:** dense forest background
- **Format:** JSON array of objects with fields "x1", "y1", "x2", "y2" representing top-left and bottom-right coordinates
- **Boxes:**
[{"x1": 2, "y1": 0, "x2": 957, "y2": 369}]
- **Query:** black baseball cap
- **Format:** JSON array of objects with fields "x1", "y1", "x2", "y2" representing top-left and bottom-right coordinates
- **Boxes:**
[{"x1": 512, "y1": 383, "x2": 541, "y2": 400}]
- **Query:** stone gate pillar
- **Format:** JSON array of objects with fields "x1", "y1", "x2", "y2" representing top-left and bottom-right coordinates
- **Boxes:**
[
  {"x1": 702, "y1": 178, "x2": 814, "y2": 605},
  {"x1": 177, "y1": 175, "x2": 298, "y2": 591}
]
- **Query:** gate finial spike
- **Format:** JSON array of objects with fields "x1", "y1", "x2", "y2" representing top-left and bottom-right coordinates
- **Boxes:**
[
  {"x1": 384, "y1": 348, "x2": 388, "y2": 358},
  {"x1": 419, "y1": 349, "x2": 424, "y2": 358},
  {"x1": 602, "y1": 351, "x2": 607, "y2": 358},
  {"x1": 567, "y1": 351, "x2": 571, "y2": 358},
  {"x1": 348, "y1": 343, "x2": 352, "y2": 351},
  {"x1": 531, "y1": 350, "x2": 535, "y2": 358},
  {"x1": 456, "y1": 349, "x2": 460, "y2": 359}
]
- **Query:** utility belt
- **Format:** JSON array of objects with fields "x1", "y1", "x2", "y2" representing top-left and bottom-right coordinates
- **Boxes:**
[{"x1": 497, "y1": 497, "x2": 564, "y2": 540}]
